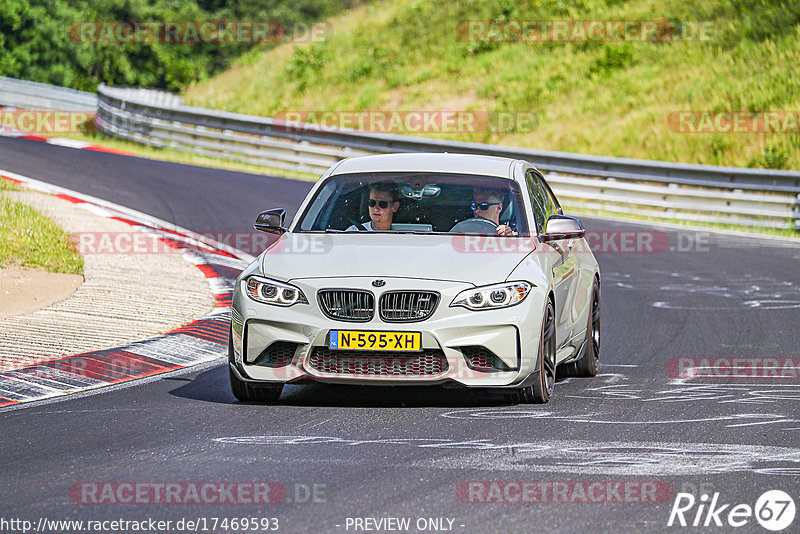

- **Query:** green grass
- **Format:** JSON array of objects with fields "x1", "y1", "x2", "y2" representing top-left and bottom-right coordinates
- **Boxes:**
[
  {"x1": 0, "y1": 187, "x2": 84, "y2": 274},
  {"x1": 0, "y1": 180, "x2": 21, "y2": 192},
  {"x1": 184, "y1": 0, "x2": 800, "y2": 170}
]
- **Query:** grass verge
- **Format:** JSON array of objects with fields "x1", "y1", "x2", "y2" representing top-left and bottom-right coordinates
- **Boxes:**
[{"x1": 0, "y1": 181, "x2": 84, "y2": 275}]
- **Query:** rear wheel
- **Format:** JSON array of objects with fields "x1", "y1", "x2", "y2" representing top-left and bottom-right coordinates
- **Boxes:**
[{"x1": 511, "y1": 298, "x2": 555, "y2": 404}]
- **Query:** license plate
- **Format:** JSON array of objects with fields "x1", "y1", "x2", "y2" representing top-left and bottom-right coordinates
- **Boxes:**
[{"x1": 329, "y1": 330, "x2": 422, "y2": 351}]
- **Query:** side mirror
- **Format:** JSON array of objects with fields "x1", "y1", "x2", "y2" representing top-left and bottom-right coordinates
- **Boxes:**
[
  {"x1": 254, "y1": 208, "x2": 287, "y2": 235},
  {"x1": 540, "y1": 215, "x2": 585, "y2": 242}
]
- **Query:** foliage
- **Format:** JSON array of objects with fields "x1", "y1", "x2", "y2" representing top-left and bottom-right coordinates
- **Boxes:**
[
  {"x1": 185, "y1": 0, "x2": 800, "y2": 169},
  {"x1": 0, "y1": 0, "x2": 360, "y2": 91}
]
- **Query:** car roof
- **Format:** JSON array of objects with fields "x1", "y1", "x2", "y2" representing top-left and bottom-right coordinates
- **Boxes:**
[{"x1": 329, "y1": 153, "x2": 521, "y2": 179}]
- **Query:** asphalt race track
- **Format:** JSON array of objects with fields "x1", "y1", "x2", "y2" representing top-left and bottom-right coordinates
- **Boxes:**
[{"x1": 2, "y1": 136, "x2": 800, "y2": 533}]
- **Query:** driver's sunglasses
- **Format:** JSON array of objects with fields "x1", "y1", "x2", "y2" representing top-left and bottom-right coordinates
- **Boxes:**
[
  {"x1": 369, "y1": 199, "x2": 390, "y2": 209},
  {"x1": 471, "y1": 201, "x2": 500, "y2": 211}
]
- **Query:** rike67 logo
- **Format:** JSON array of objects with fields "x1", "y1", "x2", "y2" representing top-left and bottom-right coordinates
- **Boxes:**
[{"x1": 668, "y1": 490, "x2": 796, "y2": 531}]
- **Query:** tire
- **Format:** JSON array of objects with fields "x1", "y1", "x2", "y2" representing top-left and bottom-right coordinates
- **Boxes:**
[
  {"x1": 229, "y1": 366, "x2": 283, "y2": 403},
  {"x1": 511, "y1": 298, "x2": 555, "y2": 404},
  {"x1": 570, "y1": 280, "x2": 600, "y2": 378},
  {"x1": 228, "y1": 330, "x2": 283, "y2": 403}
]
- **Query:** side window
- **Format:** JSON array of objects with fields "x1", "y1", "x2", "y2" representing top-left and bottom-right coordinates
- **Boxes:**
[
  {"x1": 525, "y1": 170, "x2": 548, "y2": 233},
  {"x1": 507, "y1": 185, "x2": 530, "y2": 237},
  {"x1": 537, "y1": 174, "x2": 562, "y2": 216}
]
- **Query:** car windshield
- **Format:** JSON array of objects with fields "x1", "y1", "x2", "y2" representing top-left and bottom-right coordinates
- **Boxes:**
[{"x1": 295, "y1": 172, "x2": 530, "y2": 236}]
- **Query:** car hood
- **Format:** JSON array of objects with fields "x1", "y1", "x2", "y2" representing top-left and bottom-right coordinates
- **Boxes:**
[{"x1": 259, "y1": 233, "x2": 536, "y2": 286}]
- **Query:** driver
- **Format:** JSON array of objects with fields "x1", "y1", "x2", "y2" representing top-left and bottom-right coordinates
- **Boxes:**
[
  {"x1": 472, "y1": 188, "x2": 516, "y2": 236},
  {"x1": 346, "y1": 182, "x2": 400, "y2": 231}
]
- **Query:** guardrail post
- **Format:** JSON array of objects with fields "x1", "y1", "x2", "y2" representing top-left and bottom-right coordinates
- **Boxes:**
[{"x1": 794, "y1": 194, "x2": 800, "y2": 230}]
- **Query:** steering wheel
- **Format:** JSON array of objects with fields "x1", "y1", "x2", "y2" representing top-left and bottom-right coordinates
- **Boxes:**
[
  {"x1": 344, "y1": 215, "x2": 369, "y2": 231},
  {"x1": 449, "y1": 217, "x2": 498, "y2": 235}
]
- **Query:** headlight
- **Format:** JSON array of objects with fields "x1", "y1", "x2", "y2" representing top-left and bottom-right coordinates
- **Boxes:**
[
  {"x1": 451, "y1": 281, "x2": 532, "y2": 310},
  {"x1": 244, "y1": 276, "x2": 308, "y2": 307}
]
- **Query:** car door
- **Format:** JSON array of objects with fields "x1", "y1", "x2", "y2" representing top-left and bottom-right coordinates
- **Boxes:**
[
  {"x1": 526, "y1": 170, "x2": 577, "y2": 347},
  {"x1": 538, "y1": 174, "x2": 589, "y2": 342}
]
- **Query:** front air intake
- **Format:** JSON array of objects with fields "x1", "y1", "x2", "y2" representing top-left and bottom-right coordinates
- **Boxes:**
[
  {"x1": 307, "y1": 347, "x2": 447, "y2": 376},
  {"x1": 461, "y1": 346, "x2": 513, "y2": 371},
  {"x1": 252, "y1": 342, "x2": 297, "y2": 367}
]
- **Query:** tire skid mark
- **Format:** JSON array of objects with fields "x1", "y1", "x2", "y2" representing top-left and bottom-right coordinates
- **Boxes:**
[{"x1": 213, "y1": 435, "x2": 800, "y2": 476}]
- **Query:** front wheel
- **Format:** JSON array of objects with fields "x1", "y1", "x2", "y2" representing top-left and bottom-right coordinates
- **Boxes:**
[
  {"x1": 565, "y1": 280, "x2": 600, "y2": 378},
  {"x1": 511, "y1": 298, "x2": 556, "y2": 404},
  {"x1": 229, "y1": 366, "x2": 283, "y2": 403},
  {"x1": 228, "y1": 331, "x2": 283, "y2": 402}
]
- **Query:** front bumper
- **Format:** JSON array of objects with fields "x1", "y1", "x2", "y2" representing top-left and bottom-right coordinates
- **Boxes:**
[{"x1": 231, "y1": 276, "x2": 546, "y2": 388}]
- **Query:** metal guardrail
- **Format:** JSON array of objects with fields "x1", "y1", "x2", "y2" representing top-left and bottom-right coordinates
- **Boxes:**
[
  {"x1": 0, "y1": 77, "x2": 97, "y2": 111},
  {"x1": 92, "y1": 84, "x2": 798, "y2": 229}
]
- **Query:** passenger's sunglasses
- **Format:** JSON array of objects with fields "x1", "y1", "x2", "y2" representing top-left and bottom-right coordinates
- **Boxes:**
[
  {"x1": 471, "y1": 201, "x2": 500, "y2": 211},
  {"x1": 369, "y1": 199, "x2": 390, "y2": 209}
]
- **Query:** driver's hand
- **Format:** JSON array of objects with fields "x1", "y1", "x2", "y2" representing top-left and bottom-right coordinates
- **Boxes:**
[{"x1": 496, "y1": 224, "x2": 516, "y2": 236}]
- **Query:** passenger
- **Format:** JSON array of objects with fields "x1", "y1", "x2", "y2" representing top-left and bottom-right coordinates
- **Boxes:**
[
  {"x1": 347, "y1": 182, "x2": 400, "y2": 231},
  {"x1": 472, "y1": 188, "x2": 517, "y2": 236}
]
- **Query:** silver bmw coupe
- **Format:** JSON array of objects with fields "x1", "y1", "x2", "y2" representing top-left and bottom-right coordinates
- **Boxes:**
[{"x1": 229, "y1": 153, "x2": 600, "y2": 403}]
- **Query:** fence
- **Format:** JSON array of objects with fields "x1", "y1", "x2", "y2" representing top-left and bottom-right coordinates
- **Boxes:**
[
  {"x1": 4, "y1": 79, "x2": 798, "y2": 229},
  {"x1": 0, "y1": 77, "x2": 97, "y2": 111},
  {"x1": 95, "y1": 85, "x2": 800, "y2": 229}
]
